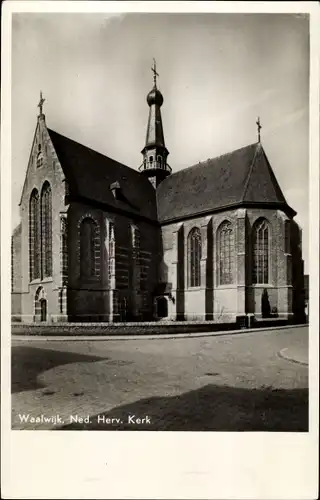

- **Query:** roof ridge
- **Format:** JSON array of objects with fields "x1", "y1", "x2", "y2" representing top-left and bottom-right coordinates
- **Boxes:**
[
  {"x1": 241, "y1": 143, "x2": 260, "y2": 202},
  {"x1": 167, "y1": 142, "x2": 259, "y2": 179}
]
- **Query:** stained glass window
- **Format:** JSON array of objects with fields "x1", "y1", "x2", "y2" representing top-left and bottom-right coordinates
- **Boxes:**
[
  {"x1": 188, "y1": 227, "x2": 202, "y2": 287},
  {"x1": 61, "y1": 218, "x2": 68, "y2": 286},
  {"x1": 41, "y1": 182, "x2": 52, "y2": 278},
  {"x1": 218, "y1": 221, "x2": 234, "y2": 285},
  {"x1": 108, "y1": 222, "x2": 115, "y2": 284},
  {"x1": 80, "y1": 218, "x2": 97, "y2": 280},
  {"x1": 29, "y1": 189, "x2": 40, "y2": 281},
  {"x1": 252, "y1": 219, "x2": 269, "y2": 284}
]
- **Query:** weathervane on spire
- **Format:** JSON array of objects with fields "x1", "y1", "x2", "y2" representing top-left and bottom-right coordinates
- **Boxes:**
[
  {"x1": 38, "y1": 91, "x2": 45, "y2": 115},
  {"x1": 256, "y1": 116, "x2": 262, "y2": 143},
  {"x1": 151, "y1": 58, "x2": 159, "y2": 86}
]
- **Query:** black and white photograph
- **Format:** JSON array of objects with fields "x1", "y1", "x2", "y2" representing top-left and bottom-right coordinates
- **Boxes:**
[{"x1": 1, "y1": 2, "x2": 319, "y2": 499}]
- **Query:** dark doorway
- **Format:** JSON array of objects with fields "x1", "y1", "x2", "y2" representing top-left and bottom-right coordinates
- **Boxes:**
[
  {"x1": 261, "y1": 289, "x2": 271, "y2": 318},
  {"x1": 119, "y1": 298, "x2": 127, "y2": 322},
  {"x1": 157, "y1": 297, "x2": 168, "y2": 318},
  {"x1": 40, "y1": 299, "x2": 47, "y2": 322}
]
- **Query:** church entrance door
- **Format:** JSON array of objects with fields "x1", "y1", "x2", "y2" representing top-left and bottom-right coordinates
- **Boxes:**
[
  {"x1": 40, "y1": 299, "x2": 47, "y2": 322},
  {"x1": 157, "y1": 297, "x2": 168, "y2": 318}
]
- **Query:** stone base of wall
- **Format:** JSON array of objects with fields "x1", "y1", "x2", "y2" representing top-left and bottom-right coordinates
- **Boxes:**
[
  {"x1": 11, "y1": 321, "x2": 236, "y2": 336},
  {"x1": 11, "y1": 317, "x2": 298, "y2": 337},
  {"x1": 51, "y1": 314, "x2": 69, "y2": 323},
  {"x1": 11, "y1": 314, "x2": 35, "y2": 324}
]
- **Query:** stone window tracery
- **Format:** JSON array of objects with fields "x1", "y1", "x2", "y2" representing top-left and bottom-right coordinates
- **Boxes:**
[
  {"x1": 217, "y1": 221, "x2": 234, "y2": 285},
  {"x1": 252, "y1": 218, "x2": 270, "y2": 284},
  {"x1": 41, "y1": 182, "x2": 52, "y2": 278},
  {"x1": 80, "y1": 217, "x2": 98, "y2": 280},
  {"x1": 29, "y1": 189, "x2": 40, "y2": 281},
  {"x1": 188, "y1": 227, "x2": 202, "y2": 287}
]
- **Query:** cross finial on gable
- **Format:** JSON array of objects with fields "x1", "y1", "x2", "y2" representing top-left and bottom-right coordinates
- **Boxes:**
[
  {"x1": 38, "y1": 91, "x2": 45, "y2": 115},
  {"x1": 256, "y1": 116, "x2": 262, "y2": 142},
  {"x1": 151, "y1": 58, "x2": 159, "y2": 86}
]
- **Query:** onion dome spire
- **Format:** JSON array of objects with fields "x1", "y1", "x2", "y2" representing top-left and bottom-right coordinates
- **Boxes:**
[{"x1": 139, "y1": 60, "x2": 171, "y2": 188}]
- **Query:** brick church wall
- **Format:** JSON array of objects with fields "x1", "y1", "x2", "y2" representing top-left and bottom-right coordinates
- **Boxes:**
[
  {"x1": 246, "y1": 208, "x2": 296, "y2": 320},
  {"x1": 11, "y1": 223, "x2": 22, "y2": 319},
  {"x1": 160, "y1": 207, "x2": 296, "y2": 323},
  {"x1": 245, "y1": 209, "x2": 278, "y2": 317},
  {"x1": 18, "y1": 118, "x2": 67, "y2": 322},
  {"x1": 212, "y1": 210, "x2": 238, "y2": 323},
  {"x1": 12, "y1": 113, "x2": 303, "y2": 325},
  {"x1": 161, "y1": 210, "x2": 240, "y2": 322},
  {"x1": 290, "y1": 219, "x2": 305, "y2": 322},
  {"x1": 67, "y1": 202, "x2": 158, "y2": 322}
]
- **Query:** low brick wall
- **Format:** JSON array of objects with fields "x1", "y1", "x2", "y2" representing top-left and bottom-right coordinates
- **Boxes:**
[{"x1": 11, "y1": 318, "x2": 289, "y2": 336}]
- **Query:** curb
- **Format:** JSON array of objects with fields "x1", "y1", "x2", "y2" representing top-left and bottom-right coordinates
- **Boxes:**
[
  {"x1": 11, "y1": 324, "x2": 308, "y2": 342},
  {"x1": 278, "y1": 347, "x2": 308, "y2": 366}
]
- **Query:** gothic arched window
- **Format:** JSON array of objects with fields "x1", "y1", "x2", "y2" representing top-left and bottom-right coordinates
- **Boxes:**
[
  {"x1": 61, "y1": 217, "x2": 68, "y2": 286},
  {"x1": 131, "y1": 224, "x2": 141, "y2": 291},
  {"x1": 108, "y1": 221, "x2": 115, "y2": 284},
  {"x1": 252, "y1": 218, "x2": 270, "y2": 284},
  {"x1": 80, "y1": 218, "x2": 98, "y2": 280},
  {"x1": 217, "y1": 221, "x2": 234, "y2": 285},
  {"x1": 188, "y1": 227, "x2": 202, "y2": 287},
  {"x1": 29, "y1": 189, "x2": 40, "y2": 281},
  {"x1": 131, "y1": 225, "x2": 140, "y2": 250},
  {"x1": 41, "y1": 182, "x2": 52, "y2": 278}
]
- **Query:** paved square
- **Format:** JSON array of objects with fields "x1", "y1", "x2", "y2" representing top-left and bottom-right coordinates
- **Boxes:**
[{"x1": 11, "y1": 326, "x2": 308, "y2": 431}]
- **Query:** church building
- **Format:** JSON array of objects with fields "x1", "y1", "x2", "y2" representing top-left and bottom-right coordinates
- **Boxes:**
[{"x1": 11, "y1": 64, "x2": 305, "y2": 324}]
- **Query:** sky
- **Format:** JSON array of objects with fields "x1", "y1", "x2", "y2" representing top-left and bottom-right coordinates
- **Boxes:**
[{"x1": 11, "y1": 12, "x2": 309, "y2": 271}]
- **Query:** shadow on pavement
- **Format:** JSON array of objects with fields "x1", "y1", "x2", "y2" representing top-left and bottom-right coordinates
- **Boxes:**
[
  {"x1": 11, "y1": 346, "x2": 109, "y2": 393},
  {"x1": 61, "y1": 383, "x2": 308, "y2": 432}
]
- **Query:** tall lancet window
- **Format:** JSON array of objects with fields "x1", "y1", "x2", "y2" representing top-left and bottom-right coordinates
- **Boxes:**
[
  {"x1": 80, "y1": 218, "x2": 97, "y2": 280},
  {"x1": 29, "y1": 189, "x2": 40, "y2": 281},
  {"x1": 217, "y1": 221, "x2": 234, "y2": 285},
  {"x1": 41, "y1": 182, "x2": 52, "y2": 278},
  {"x1": 107, "y1": 221, "x2": 116, "y2": 286},
  {"x1": 252, "y1": 218, "x2": 270, "y2": 284},
  {"x1": 188, "y1": 227, "x2": 202, "y2": 287},
  {"x1": 131, "y1": 224, "x2": 141, "y2": 288},
  {"x1": 131, "y1": 225, "x2": 140, "y2": 252},
  {"x1": 60, "y1": 216, "x2": 68, "y2": 286}
]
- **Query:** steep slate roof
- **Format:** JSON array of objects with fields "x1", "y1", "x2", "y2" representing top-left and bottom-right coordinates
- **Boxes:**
[
  {"x1": 48, "y1": 129, "x2": 158, "y2": 222},
  {"x1": 157, "y1": 142, "x2": 295, "y2": 223},
  {"x1": 48, "y1": 130, "x2": 294, "y2": 224}
]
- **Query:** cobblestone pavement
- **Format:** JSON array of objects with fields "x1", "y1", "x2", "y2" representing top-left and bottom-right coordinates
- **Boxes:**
[{"x1": 11, "y1": 326, "x2": 308, "y2": 431}]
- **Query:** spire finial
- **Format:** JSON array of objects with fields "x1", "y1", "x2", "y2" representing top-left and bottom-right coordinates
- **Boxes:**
[
  {"x1": 151, "y1": 58, "x2": 159, "y2": 87},
  {"x1": 256, "y1": 116, "x2": 262, "y2": 142},
  {"x1": 38, "y1": 91, "x2": 45, "y2": 115}
]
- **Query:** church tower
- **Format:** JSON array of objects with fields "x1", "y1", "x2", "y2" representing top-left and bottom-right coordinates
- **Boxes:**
[{"x1": 139, "y1": 60, "x2": 171, "y2": 188}]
